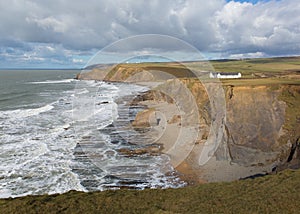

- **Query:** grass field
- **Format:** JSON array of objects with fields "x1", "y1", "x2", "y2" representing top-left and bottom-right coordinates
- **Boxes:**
[{"x1": 210, "y1": 56, "x2": 300, "y2": 76}]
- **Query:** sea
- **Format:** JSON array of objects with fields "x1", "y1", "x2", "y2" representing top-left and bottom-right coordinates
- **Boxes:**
[{"x1": 0, "y1": 69, "x2": 184, "y2": 198}]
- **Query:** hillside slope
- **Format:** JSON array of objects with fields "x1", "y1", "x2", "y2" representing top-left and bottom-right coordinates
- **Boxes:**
[{"x1": 1, "y1": 169, "x2": 300, "y2": 213}]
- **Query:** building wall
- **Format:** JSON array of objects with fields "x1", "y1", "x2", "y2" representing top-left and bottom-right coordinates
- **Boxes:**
[{"x1": 209, "y1": 72, "x2": 241, "y2": 79}]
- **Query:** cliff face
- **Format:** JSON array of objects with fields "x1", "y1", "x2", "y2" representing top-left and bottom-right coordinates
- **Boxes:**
[
  {"x1": 165, "y1": 78, "x2": 299, "y2": 165},
  {"x1": 224, "y1": 85, "x2": 291, "y2": 166},
  {"x1": 133, "y1": 81, "x2": 300, "y2": 179}
]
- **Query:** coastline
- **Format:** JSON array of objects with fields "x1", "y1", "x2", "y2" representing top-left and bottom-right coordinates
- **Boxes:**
[
  {"x1": 75, "y1": 59, "x2": 300, "y2": 187},
  {"x1": 76, "y1": 66, "x2": 300, "y2": 185},
  {"x1": 0, "y1": 58, "x2": 299, "y2": 212}
]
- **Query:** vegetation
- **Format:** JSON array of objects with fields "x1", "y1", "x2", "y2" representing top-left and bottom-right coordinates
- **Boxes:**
[
  {"x1": 80, "y1": 56, "x2": 300, "y2": 84},
  {"x1": 210, "y1": 56, "x2": 300, "y2": 77},
  {"x1": 0, "y1": 169, "x2": 299, "y2": 213},
  {"x1": 278, "y1": 85, "x2": 300, "y2": 146}
]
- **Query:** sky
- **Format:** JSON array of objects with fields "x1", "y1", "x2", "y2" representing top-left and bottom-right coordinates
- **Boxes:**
[{"x1": 0, "y1": 0, "x2": 299, "y2": 68}]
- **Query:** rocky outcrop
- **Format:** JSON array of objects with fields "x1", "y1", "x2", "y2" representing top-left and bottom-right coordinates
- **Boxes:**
[
  {"x1": 272, "y1": 138, "x2": 300, "y2": 172},
  {"x1": 131, "y1": 108, "x2": 155, "y2": 128},
  {"x1": 167, "y1": 115, "x2": 181, "y2": 124},
  {"x1": 224, "y1": 85, "x2": 287, "y2": 166}
]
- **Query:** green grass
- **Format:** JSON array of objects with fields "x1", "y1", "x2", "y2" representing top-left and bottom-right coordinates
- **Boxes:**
[
  {"x1": 1, "y1": 169, "x2": 299, "y2": 213},
  {"x1": 210, "y1": 56, "x2": 300, "y2": 77},
  {"x1": 220, "y1": 77, "x2": 300, "y2": 86}
]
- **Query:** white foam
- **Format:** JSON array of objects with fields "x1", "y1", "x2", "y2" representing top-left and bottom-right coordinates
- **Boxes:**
[
  {"x1": 76, "y1": 88, "x2": 89, "y2": 95},
  {"x1": 28, "y1": 79, "x2": 76, "y2": 84},
  {"x1": 0, "y1": 80, "x2": 183, "y2": 198},
  {"x1": 0, "y1": 127, "x2": 84, "y2": 198},
  {"x1": 0, "y1": 104, "x2": 54, "y2": 119},
  {"x1": 0, "y1": 189, "x2": 12, "y2": 199}
]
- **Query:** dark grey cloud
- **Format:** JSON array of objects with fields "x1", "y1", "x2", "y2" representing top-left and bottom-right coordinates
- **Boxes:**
[{"x1": 0, "y1": 0, "x2": 299, "y2": 67}]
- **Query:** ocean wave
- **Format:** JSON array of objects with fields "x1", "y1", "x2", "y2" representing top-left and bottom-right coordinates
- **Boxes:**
[
  {"x1": 27, "y1": 79, "x2": 76, "y2": 84},
  {"x1": 0, "y1": 103, "x2": 54, "y2": 119},
  {"x1": 0, "y1": 80, "x2": 182, "y2": 198}
]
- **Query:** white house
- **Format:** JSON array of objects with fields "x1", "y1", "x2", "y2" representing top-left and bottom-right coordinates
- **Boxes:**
[{"x1": 209, "y1": 72, "x2": 241, "y2": 79}]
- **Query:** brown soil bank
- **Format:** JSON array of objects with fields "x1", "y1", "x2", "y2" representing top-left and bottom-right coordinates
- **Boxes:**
[{"x1": 1, "y1": 169, "x2": 300, "y2": 213}]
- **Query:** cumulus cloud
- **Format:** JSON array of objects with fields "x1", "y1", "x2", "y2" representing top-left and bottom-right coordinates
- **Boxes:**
[
  {"x1": 0, "y1": 0, "x2": 299, "y2": 67},
  {"x1": 213, "y1": 0, "x2": 300, "y2": 56}
]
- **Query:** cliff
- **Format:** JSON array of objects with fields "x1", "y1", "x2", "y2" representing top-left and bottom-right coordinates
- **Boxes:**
[
  {"x1": 128, "y1": 80, "x2": 300, "y2": 182},
  {"x1": 77, "y1": 61, "x2": 300, "y2": 182},
  {"x1": 76, "y1": 62, "x2": 197, "y2": 82},
  {"x1": 223, "y1": 85, "x2": 299, "y2": 166}
]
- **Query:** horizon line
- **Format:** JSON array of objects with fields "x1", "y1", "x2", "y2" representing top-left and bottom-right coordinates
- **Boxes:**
[{"x1": 0, "y1": 55, "x2": 299, "y2": 70}]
